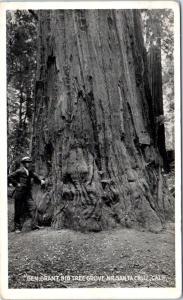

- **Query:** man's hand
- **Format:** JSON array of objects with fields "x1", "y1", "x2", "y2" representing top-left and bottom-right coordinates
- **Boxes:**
[{"x1": 41, "y1": 179, "x2": 46, "y2": 187}]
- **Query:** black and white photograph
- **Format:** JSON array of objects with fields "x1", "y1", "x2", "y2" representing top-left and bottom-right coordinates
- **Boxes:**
[{"x1": 0, "y1": 1, "x2": 181, "y2": 299}]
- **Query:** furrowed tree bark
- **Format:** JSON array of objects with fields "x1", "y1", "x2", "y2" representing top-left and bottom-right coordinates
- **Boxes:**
[{"x1": 32, "y1": 10, "x2": 173, "y2": 232}]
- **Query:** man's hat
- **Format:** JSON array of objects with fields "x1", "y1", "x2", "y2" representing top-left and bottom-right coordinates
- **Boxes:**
[
  {"x1": 101, "y1": 179, "x2": 111, "y2": 184},
  {"x1": 21, "y1": 156, "x2": 32, "y2": 163}
]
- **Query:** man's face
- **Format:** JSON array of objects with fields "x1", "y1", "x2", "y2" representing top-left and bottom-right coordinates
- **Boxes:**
[{"x1": 24, "y1": 162, "x2": 31, "y2": 170}]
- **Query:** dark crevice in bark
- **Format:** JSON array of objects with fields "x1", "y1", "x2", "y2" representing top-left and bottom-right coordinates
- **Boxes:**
[
  {"x1": 47, "y1": 55, "x2": 56, "y2": 69},
  {"x1": 84, "y1": 91, "x2": 102, "y2": 171},
  {"x1": 44, "y1": 141, "x2": 54, "y2": 162}
]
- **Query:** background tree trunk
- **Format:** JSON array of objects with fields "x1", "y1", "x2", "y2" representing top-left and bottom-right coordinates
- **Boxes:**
[
  {"x1": 147, "y1": 45, "x2": 169, "y2": 172},
  {"x1": 32, "y1": 10, "x2": 173, "y2": 232}
]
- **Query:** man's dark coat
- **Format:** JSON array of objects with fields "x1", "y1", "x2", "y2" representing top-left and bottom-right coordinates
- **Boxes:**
[{"x1": 8, "y1": 167, "x2": 42, "y2": 230}]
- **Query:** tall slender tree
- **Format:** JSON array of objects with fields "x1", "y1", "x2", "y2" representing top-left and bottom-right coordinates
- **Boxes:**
[
  {"x1": 141, "y1": 9, "x2": 174, "y2": 151},
  {"x1": 7, "y1": 10, "x2": 37, "y2": 171}
]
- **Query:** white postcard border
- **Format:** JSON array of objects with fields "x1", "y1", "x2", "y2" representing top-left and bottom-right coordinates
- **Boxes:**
[{"x1": 0, "y1": 1, "x2": 181, "y2": 299}]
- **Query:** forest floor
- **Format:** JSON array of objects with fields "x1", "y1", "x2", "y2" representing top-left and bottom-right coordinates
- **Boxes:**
[{"x1": 8, "y1": 200, "x2": 175, "y2": 289}]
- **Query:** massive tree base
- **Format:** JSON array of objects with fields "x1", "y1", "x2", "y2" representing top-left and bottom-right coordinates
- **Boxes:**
[{"x1": 32, "y1": 10, "x2": 174, "y2": 232}]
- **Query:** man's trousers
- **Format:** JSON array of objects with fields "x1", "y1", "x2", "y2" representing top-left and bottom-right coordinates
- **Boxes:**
[{"x1": 14, "y1": 188, "x2": 37, "y2": 230}]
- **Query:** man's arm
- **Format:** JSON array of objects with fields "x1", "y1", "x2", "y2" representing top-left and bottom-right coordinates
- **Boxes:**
[
  {"x1": 30, "y1": 171, "x2": 45, "y2": 186},
  {"x1": 8, "y1": 169, "x2": 20, "y2": 187}
]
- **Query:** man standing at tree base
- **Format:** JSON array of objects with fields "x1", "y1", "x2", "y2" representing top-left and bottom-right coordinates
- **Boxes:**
[{"x1": 8, "y1": 157, "x2": 45, "y2": 233}]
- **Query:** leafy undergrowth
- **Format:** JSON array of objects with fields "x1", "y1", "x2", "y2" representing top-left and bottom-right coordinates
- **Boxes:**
[
  {"x1": 8, "y1": 221, "x2": 175, "y2": 288},
  {"x1": 165, "y1": 168, "x2": 175, "y2": 198}
]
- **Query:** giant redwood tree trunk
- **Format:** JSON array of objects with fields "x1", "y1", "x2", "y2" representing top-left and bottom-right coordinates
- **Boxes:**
[{"x1": 32, "y1": 10, "x2": 173, "y2": 232}]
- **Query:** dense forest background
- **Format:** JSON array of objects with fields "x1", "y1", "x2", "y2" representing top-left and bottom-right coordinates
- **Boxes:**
[{"x1": 7, "y1": 9, "x2": 174, "y2": 172}]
